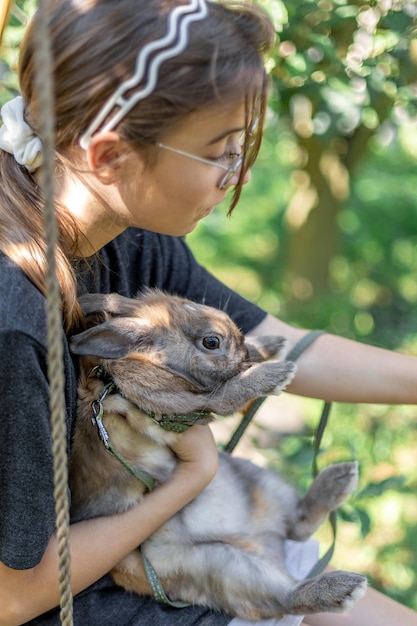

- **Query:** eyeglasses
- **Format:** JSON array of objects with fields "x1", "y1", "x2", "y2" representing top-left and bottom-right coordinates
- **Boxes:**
[{"x1": 157, "y1": 142, "x2": 243, "y2": 190}]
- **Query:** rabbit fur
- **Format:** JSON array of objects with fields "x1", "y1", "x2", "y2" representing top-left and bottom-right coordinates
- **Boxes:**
[{"x1": 69, "y1": 289, "x2": 367, "y2": 621}]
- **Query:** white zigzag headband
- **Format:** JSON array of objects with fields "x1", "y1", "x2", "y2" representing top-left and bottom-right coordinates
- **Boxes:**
[{"x1": 79, "y1": 0, "x2": 212, "y2": 149}]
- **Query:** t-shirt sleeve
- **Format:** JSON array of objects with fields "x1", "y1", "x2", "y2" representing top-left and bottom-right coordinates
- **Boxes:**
[
  {"x1": 0, "y1": 331, "x2": 57, "y2": 570},
  {"x1": 99, "y1": 230, "x2": 267, "y2": 334}
]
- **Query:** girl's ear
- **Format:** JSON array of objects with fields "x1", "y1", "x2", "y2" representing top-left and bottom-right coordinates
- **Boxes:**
[{"x1": 86, "y1": 131, "x2": 125, "y2": 184}]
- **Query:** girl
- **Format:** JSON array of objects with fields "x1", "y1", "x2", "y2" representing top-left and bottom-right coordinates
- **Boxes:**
[{"x1": 0, "y1": 1, "x2": 416, "y2": 624}]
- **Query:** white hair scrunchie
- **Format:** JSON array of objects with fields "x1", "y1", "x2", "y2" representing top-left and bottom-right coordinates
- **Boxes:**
[{"x1": 0, "y1": 96, "x2": 43, "y2": 172}]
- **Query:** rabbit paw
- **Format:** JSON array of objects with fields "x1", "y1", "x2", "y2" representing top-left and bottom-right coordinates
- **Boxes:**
[
  {"x1": 287, "y1": 570, "x2": 367, "y2": 615},
  {"x1": 312, "y1": 462, "x2": 359, "y2": 510}
]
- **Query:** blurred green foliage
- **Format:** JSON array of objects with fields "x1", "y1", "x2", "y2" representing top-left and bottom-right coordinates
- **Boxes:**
[
  {"x1": 258, "y1": 0, "x2": 417, "y2": 301},
  {"x1": 0, "y1": 1, "x2": 34, "y2": 106},
  {"x1": 1, "y1": 0, "x2": 417, "y2": 614}
]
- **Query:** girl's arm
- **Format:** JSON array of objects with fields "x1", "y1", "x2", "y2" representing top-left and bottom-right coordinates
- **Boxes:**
[
  {"x1": 0, "y1": 424, "x2": 218, "y2": 626},
  {"x1": 249, "y1": 313, "x2": 417, "y2": 405}
]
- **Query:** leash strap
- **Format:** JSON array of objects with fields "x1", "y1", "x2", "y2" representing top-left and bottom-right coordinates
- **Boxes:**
[
  {"x1": 305, "y1": 400, "x2": 337, "y2": 578},
  {"x1": 222, "y1": 396, "x2": 267, "y2": 455},
  {"x1": 148, "y1": 409, "x2": 212, "y2": 433},
  {"x1": 223, "y1": 330, "x2": 326, "y2": 454},
  {"x1": 284, "y1": 335, "x2": 337, "y2": 578},
  {"x1": 91, "y1": 383, "x2": 156, "y2": 493},
  {"x1": 306, "y1": 509, "x2": 337, "y2": 578},
  {"x1": 106, "y1": 443, "x2": 156, "y2": 493},
  {"x1": 141, "y1": 548, "x2": 191, "y2": 608}
]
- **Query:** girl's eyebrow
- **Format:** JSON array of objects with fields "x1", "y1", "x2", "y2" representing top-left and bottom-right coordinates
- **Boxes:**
[{"x1": 206, "y1": 127, "x2": 244, "y2": 145}]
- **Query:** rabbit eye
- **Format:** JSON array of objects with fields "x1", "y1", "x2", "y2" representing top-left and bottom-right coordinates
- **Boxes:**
[{"x1": 202, "y1": 336, "x2": 221, "y2": 350}]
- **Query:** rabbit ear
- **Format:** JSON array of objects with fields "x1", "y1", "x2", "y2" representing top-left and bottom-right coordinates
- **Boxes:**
[
  {"x1": 70, "y1": 317, "x2": 152, "y2": 359},
  {"x1": 78, "y1": 293, "x2": 141, "y2": 318},
  {"x1": 245, "y1": 335, "x2": 288, "y2": 362}
]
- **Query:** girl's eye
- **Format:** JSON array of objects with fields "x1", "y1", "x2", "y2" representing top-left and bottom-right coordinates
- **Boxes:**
[
  {"x1": 210, "y1": 133, "x2": 243, "y2": 164},
  {"x1": 214, "y1": 150, "x2": 240, "y2": 165}
]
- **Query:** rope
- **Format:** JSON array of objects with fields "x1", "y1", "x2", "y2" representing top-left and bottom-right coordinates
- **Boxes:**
[{"x1": 32, "y1": 1, "x2": 73, "y2": 623}]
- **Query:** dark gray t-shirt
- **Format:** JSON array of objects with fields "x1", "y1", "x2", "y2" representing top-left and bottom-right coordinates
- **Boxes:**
[{"x1": 0, "y1": 228, "x2": 266, "y2": 625}]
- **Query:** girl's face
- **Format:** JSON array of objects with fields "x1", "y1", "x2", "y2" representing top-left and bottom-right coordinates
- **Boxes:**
[{"x1": 117, "y1": 101, "x2": 251, "y2": 236}]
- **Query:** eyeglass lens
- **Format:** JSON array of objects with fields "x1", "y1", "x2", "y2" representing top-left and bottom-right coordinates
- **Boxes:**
[
  {"x1": 218, "y1": 119, "x2": 257, "y2": 189},
  {"x1": 219, "y1": 154, "x2": 243, "y2": 190}
]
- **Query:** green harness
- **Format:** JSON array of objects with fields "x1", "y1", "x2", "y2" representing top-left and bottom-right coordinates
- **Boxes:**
[{"x1": 90, "y1": 367, "x2": 212, "y2": 493}]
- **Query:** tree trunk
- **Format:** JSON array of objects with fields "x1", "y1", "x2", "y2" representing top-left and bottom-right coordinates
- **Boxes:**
[{"x1": 285, "y1": 136, "x2": 349, "y2": 301}]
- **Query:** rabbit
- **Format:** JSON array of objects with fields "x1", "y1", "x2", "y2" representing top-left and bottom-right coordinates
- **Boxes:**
[{"x1": 69, "y1": 289, "x2": 367, "y2": 621}]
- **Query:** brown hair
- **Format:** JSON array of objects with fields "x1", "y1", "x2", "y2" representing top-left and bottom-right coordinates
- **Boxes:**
[{"x1": 0, "y1": 0, "x2": 274, "y2": 330}]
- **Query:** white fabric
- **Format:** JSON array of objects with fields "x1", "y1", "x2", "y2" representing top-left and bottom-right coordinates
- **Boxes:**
[
  {"x1": 0, "y1": 96, "x2": 43, "y2": 172},
  {"x1": 229, "y1": 538, "x2": 319, "y2": 626}
]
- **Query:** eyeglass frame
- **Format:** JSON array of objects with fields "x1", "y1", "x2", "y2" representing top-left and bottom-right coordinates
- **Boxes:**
[{"x1": 156, "y1": 142, "x2": 243, "y2": 190}]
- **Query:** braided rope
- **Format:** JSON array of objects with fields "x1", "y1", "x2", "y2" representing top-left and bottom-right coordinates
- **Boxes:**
[{"x1": 32, "y1": 1, "x2": 73, "y2": 623}]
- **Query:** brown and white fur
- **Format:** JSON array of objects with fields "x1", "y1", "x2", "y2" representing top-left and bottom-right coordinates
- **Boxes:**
[{"x1": 69, "y1": 290, "x2": 367, "y2": 621}]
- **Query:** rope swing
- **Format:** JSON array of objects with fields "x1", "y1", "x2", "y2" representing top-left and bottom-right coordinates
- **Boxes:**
[{"x1": 32, "y1": 2, "x2": 74, "y2": 621}]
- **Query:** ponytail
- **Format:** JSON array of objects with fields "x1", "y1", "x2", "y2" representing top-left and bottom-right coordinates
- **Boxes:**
[{"x1": 0, "y1": 150, "x2": 83, "y2": 331}]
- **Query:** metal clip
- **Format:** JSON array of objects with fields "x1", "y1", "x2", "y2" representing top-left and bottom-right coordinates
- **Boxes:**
[
  {"x1": 91, "y1": 397, "x2": 110, "y2": 448},
  {"x1": 95, "y1": 416, "x2": 110, "y2": 448}
]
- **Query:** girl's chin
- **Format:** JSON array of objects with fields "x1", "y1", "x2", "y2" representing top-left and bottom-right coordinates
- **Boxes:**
[{"x1": 202, "y1": 206, "x2": 214, "y2": 217}]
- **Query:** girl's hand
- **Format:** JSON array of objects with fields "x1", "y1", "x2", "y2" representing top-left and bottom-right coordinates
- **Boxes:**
[
  {"x1": 0, "y1": 424, "x2": 219, "y2": 625},
  {"x1": 170, "y1": 424, "x2": 219, "y2": 484}
]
